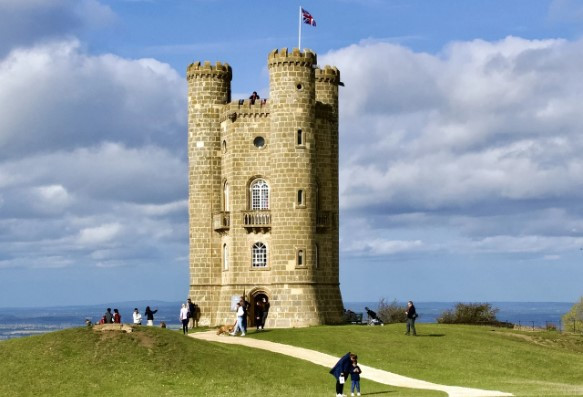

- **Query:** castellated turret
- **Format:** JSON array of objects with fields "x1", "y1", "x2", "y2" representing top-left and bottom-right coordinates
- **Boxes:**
[{"x1": 187, "y1": 49, "x2": 344, "y2": 327}]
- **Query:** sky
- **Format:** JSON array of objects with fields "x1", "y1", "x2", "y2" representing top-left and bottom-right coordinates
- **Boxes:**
[{"x1": 1, "y1": 0, "x2": 583, "y2": 307}]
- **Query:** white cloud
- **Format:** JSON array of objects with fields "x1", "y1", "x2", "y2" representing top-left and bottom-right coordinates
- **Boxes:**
[
  {"x1": 78, "y1": 223, "x2": 122, "y2": 245},
  {"x1": 325, "y1": 37, "x2": 583, "y2": 262},
  {"x1": 0, "y1": 39, "x2": 186, "y2": 159}
]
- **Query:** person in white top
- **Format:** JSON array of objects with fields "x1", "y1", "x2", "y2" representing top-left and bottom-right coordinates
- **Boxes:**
[
  {"x1": 179, "y1": 303, "x2": 190, "y2": 335},
  {"x1": 230, "y1": 302, "x2": 246, "y2": 336},
  {"x1": 132, "y1": 308, "x2": 142, "y2": 325}
]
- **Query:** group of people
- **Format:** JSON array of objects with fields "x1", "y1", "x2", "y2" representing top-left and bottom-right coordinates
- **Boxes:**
[
  {"x1": 230, "y1": 296, "x2": 270, "y2": 336},
  {"x1": 98, "y1": 308, "x2": 121, "y2": 324}
]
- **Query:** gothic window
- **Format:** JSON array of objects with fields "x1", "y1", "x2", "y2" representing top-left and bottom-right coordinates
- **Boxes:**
[
  {"x1": 252, "y1": 242, "x2": 267, "y2": 268},
  {"x1": 251, "y1": 179, "x2": 269, "y2": 210},
  {"x1": 297, "y1": 249, "x2": 305, "y2": 267},
  {"x1": 223, "y1": 181, "x2": 230, "y2": 211},
  {"x1": 223, "y1": 244, "x2": 228, "y2": 270}
]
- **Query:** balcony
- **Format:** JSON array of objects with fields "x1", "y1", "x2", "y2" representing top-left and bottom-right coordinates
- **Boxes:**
[
  {"x1": 213, "y1": 212, "x2": 230, "y2": 231},
  {"x1": 243, "y1": 210, "x2": 271, "y2": 231}
]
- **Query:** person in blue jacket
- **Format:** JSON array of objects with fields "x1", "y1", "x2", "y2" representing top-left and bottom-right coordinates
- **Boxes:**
[{"x1": 330, "y1": 352, "x2": 356, "y2": 397}]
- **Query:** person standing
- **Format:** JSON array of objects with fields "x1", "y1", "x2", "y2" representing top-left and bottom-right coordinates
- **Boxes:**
[
  {"x1": 350, "y1": 356, "x2": 362, "y2": 396},
  {"x1": 113, "y1": 309, "x2": 121, "y2": 324},
  {"x1": 187, "y1": 298, "x2": 197, "y2": 329},
  {"x1": 255, "y1": 300, "x2": 264, "y2": 331},
  {"x1": 179, "y1": 303, "x2": 189, "y2": 335},
  {"x1": 145, "y1": 306, "x2": 158, "y2": 327},
  {"x1": 104, "y1": 308, "x2": 113, "y2": 324},
  {"x1": 405, "y1": 301, "x2": 418, "y2": 336},
  {"x1": 260, "y1": 298, "x2": 270, "y2": 330},
  {"x1": 330, "y1": 352, "x2": 356, "y2": 397},
  {"x1": 132, "y1": 308, "x2": 142, "y2": 325}
]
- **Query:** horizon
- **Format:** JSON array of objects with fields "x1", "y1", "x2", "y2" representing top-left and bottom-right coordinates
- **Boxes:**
[{"x1": 1, "y1": 1, "x2": 583, "y2": 306}]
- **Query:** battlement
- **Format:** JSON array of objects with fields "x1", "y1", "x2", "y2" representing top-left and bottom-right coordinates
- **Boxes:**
[
  {"x1": 222, "y1": 100, "x2": 270, "y2": 121},
  {"x1": 186, "y1": 61, "x2": 232, "y2": 81},
  {"x1": 268, "y1": 48, "x2": 316, "y2": 68},
  {"x1": 316, "y1": 66, "x2": 341, "y2": 84}
]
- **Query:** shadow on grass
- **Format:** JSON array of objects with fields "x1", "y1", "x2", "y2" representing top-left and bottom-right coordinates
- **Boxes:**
[
  {"x1": 362, "y1": 391, "x2": 395, "y2": 395},
  {"x1": 416, "y1": 334, "x2": 445, "y2": 337}
]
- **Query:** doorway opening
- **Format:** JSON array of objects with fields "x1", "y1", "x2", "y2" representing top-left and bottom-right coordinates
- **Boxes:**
[{"x1": 250, "y1": 291, "x2": 269, "y2": 329}]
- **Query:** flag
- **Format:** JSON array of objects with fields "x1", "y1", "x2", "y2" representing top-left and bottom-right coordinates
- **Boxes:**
[{"x1": 302, "y1": 8, "x2": 316, "y2": 27}]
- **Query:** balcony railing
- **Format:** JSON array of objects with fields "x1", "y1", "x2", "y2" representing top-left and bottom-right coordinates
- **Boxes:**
[
  {"x1": 243, "y1": 210, "x2": 271, "y2": 230},
  {"x1": 213, "y1": 212, "x2": 230, "y2": 231}
]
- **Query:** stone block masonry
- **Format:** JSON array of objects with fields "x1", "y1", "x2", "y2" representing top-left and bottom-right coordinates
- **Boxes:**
[{"x1": 187, "y1": 48, "x2": 344, "y2": 327}]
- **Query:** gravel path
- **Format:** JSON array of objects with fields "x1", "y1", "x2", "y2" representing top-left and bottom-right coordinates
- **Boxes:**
[{"x1": 190, "y1": 331, "x2": 513, "y2": 397}]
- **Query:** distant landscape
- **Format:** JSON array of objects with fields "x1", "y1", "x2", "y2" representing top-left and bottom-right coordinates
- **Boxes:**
[{"x1": 0, "y1": 301, "x2": 573, "y2": 341}]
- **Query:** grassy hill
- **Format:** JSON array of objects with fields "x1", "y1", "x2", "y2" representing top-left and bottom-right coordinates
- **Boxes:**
[
  {"x1": 253, "y1": 324, "x2": 583, "y2": 397},
  {"x1": 1, "y1": 324, "x2": 582, "y2": 396},
  {"x1": 0, "y1": 326, "x2": 442, "y2": 397}
]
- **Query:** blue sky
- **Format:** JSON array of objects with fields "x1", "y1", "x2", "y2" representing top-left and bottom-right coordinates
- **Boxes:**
[{"x1": 1, "y1": 0, "x2": 583, "y2": 307}]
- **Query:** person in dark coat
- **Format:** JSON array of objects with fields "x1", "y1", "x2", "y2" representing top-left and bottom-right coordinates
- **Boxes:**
[
  {"x1": 261, "y1": 298, "x2": 270, "y2": 330},
  {"x1": 330, "y1": 352, "x2": 356, "y2": 397},
  {"x1": 145, "y1": 306, "x2": 158, "y2": 327},
  {"x1": 405, "y1": 301, "x2": 418, "y2": 335},
  {"x1": 104, "y1": 308, "x2": 113, "y2": 324},
  {"x1": 255, "y1": 300, "x2": 264, "y2": 331},
  {"x1": 187, "y1": 298, "x2": 196, "y2": 328}
]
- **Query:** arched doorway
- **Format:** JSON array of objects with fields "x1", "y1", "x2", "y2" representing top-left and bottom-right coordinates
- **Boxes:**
[{"x1": 249, "y1": 291, "x2": 269, "y2": 329}]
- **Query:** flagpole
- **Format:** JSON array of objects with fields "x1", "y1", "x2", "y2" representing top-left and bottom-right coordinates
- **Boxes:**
[{"x1": 298, "y1": 5, "x2": 302, "y2": 50}]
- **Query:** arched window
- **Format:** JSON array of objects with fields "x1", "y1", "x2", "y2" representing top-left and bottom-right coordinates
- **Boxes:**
[
  {"x1": 252, "y1": 242, "x2": 267, "y2": 268},
  {"x1": 297, "y1": 249, "x2": 304, "y2": 266},
  {"x1": 251, "y1": 179, "x2": 269, "y2": 210},
  {"x1": 223, "y1": 244, "x2": 229, "y2": 270},
  {"x1": 223, "y1": 181, "x2": 230, "y2": 211},
  {"x1": 297, "y1": 189, "x2": 305, "y2": 206}
]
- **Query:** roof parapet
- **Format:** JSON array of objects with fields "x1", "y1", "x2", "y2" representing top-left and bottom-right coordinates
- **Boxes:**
[
  {"x1": 268, "y1": 48, "x2": 317, "y2": 68},
  {"x1": 186, "y1": 61, "x2": 232, "y2": 81}
]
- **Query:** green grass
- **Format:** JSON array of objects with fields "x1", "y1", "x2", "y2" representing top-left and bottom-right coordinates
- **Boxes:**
[
  {"x1": 0, "y1": 326, "x2": 444, "y2": 397},
  {"x1": 249, "y1": 324, "x2": 583, "y2": 397}
]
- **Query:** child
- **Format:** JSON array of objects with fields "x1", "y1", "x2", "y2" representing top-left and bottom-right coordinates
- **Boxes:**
[{"x1": 350, "y1": 356, "x2": 362, "y2": 397}]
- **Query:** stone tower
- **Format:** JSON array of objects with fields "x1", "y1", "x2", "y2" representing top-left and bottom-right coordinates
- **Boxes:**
[{"x1": 187, "y1": 48, "x2": 344, "y2": 327}]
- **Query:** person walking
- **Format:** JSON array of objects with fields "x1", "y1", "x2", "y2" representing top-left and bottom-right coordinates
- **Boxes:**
[
  {"x1": 179, "y1": 303, "x2": 189, "y2": 335},
  {"x1": 405, "y1": 301, "x2": 418, "y2": 336},
  {"x1": 230, "y1": 302, "x2": 246, "y2": 336},
  {"x1": 145, "y1": 306, "x2": 158, "y2": 327},
  {"x1": 330, "y1": 352, "x2": 356, "y2": 397},
  {"x1": 132, "y1": 308, "x2": 142, "y2": 325},
  {"x1": 350, "y1": 355, "x2": 362, "y2": 396}
]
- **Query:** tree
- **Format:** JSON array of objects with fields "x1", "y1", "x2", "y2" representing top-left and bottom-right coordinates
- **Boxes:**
[
  {"x1": 437, "y1": 302, "x2": 500, "y2": 325},
  {"x1": 377, "y1": 298, "x2": 407, "y2": 324},
  {"x1": 562, "y1": 297, "x2": 583, "y2": 333}
]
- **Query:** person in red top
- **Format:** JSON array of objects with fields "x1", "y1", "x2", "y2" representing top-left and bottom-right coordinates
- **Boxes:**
[{"x1": 113, "y1": 308, "x2": 121, "y2": 324}]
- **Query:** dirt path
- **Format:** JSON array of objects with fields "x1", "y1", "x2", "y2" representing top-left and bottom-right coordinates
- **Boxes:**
[{"x1": 190, "y1": 331, "x2": 513, "y2": 397}]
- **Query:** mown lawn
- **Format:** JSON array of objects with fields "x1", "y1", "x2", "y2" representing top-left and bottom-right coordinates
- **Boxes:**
[
  {"x1": 249, "y1": 323, "x2": 583, "y2": 397},
  {"x1": 0, "y1": 326, "x2": 444, "y2": 397}
]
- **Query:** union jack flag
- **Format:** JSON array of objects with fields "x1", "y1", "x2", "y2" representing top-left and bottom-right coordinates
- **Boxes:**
[{"x1": 302, "y1": 8, "x2": 316, "y2": 27}]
